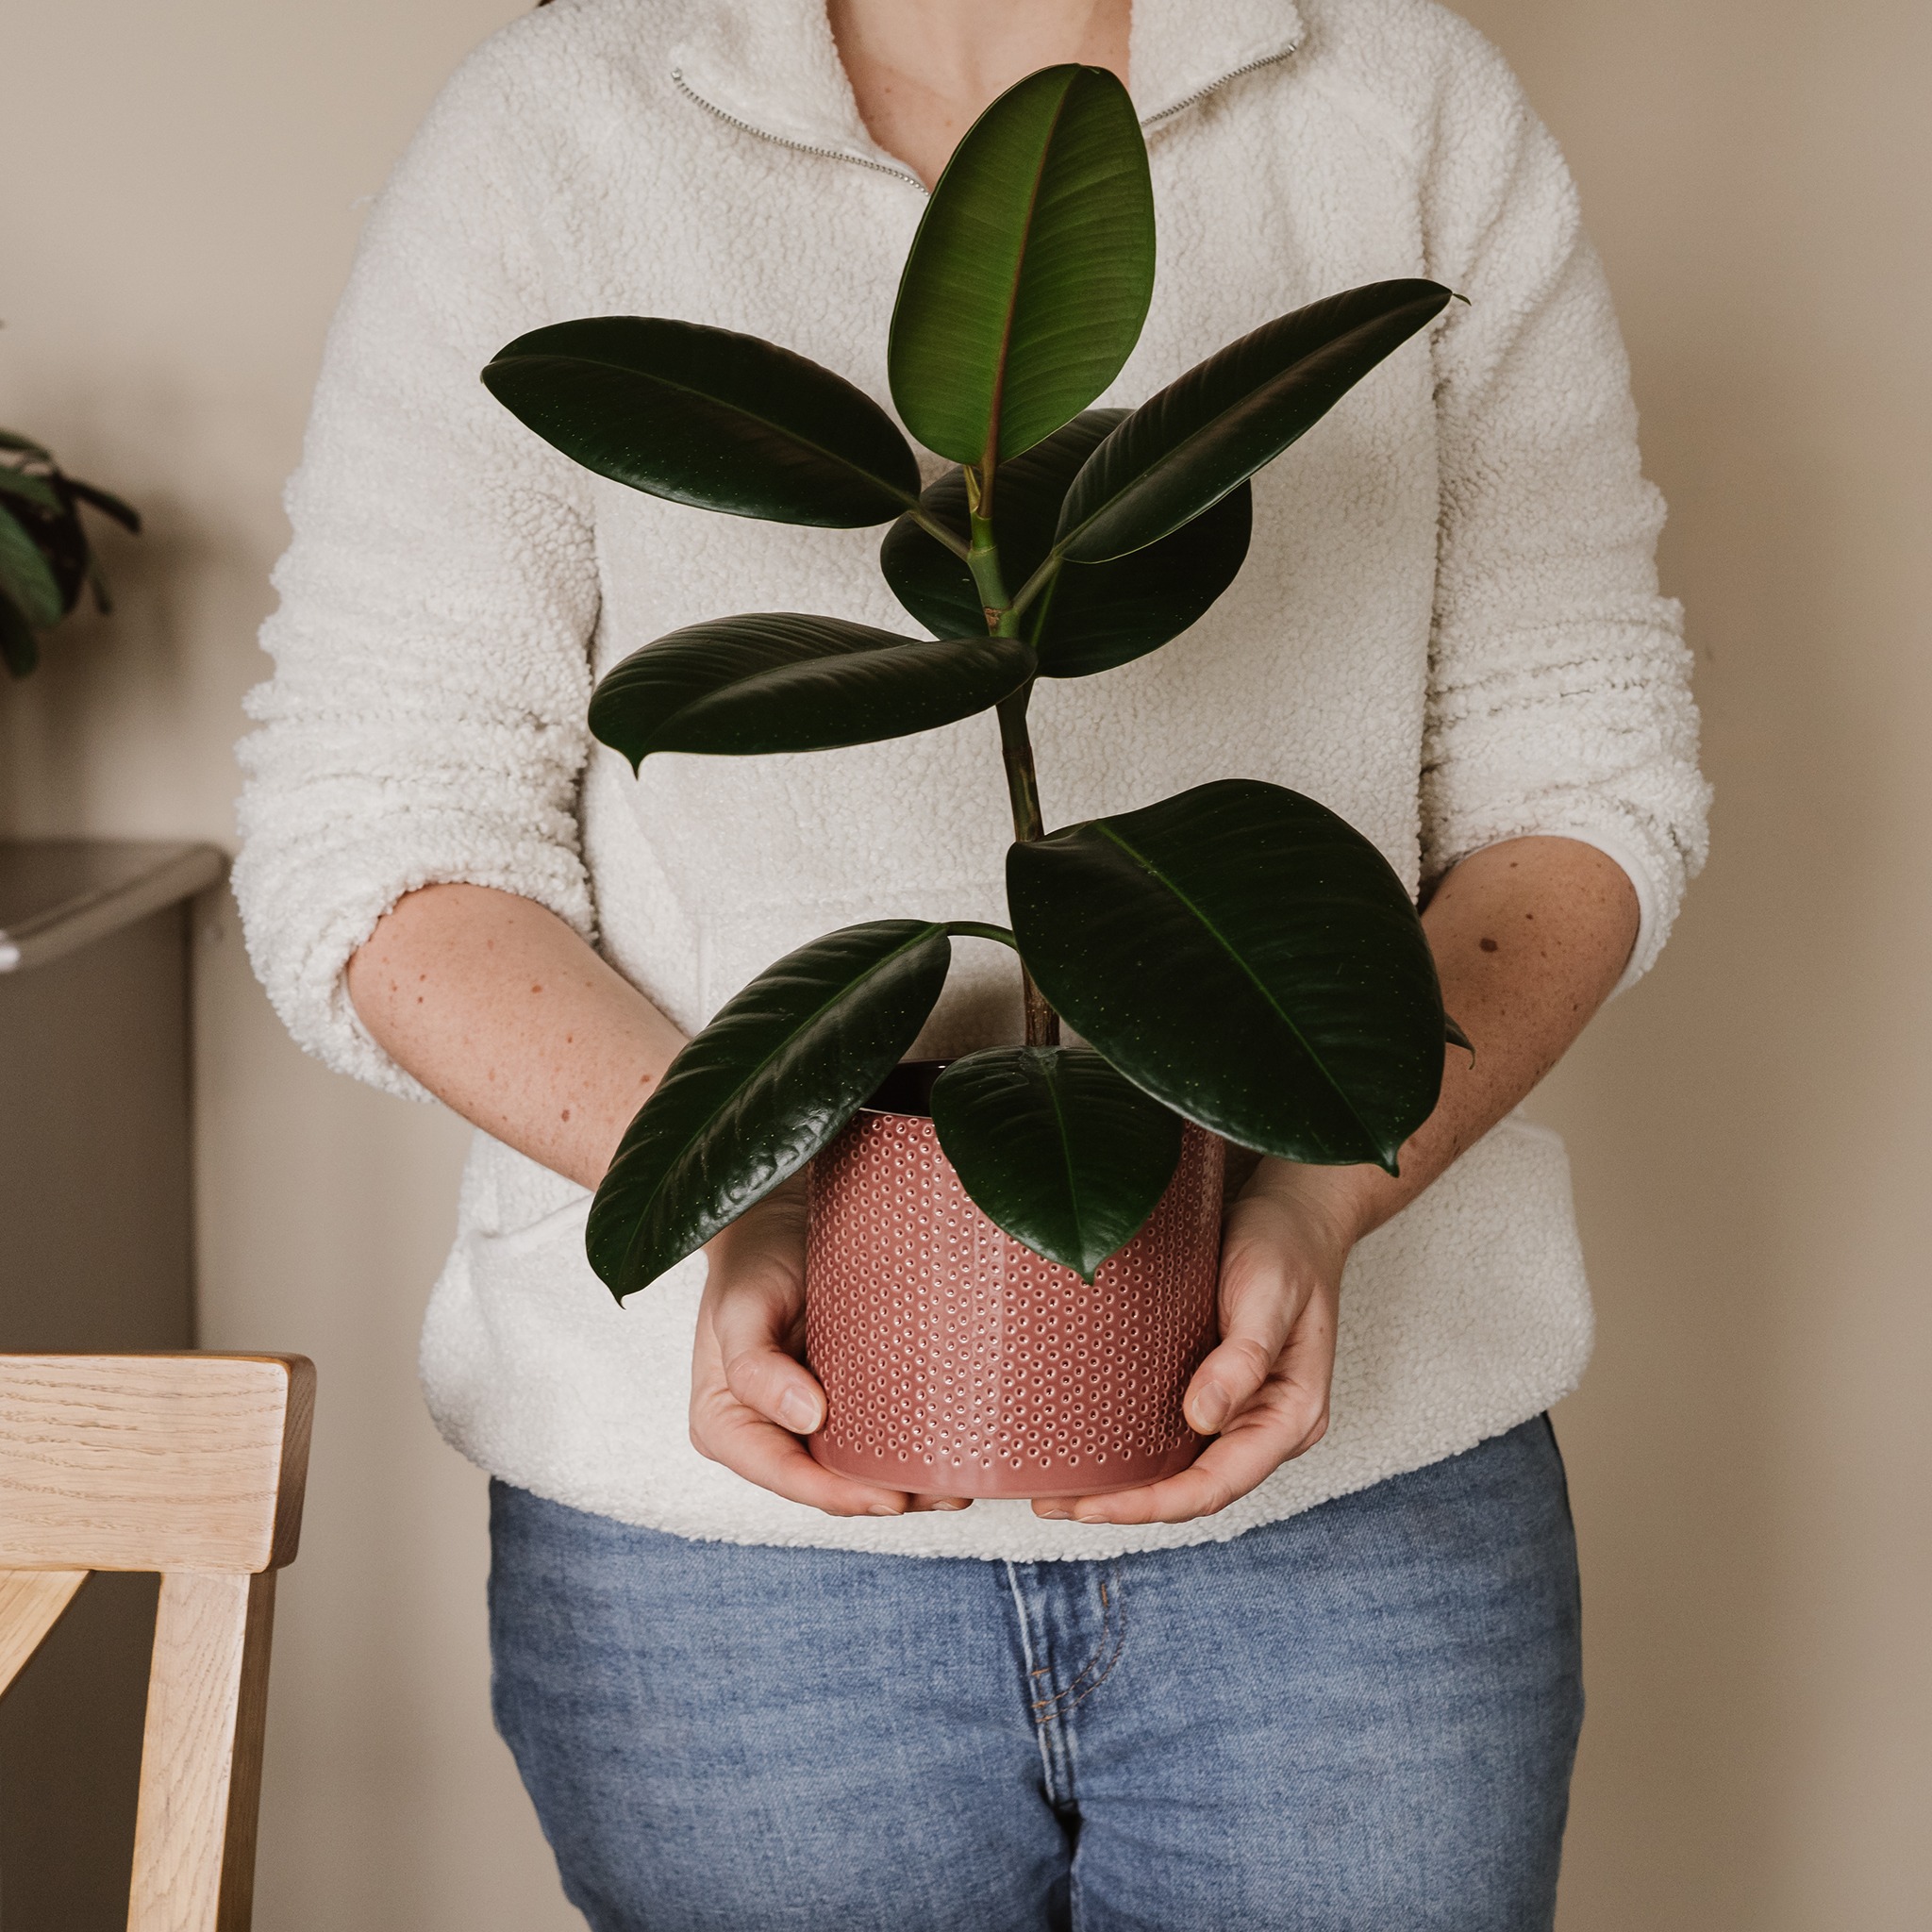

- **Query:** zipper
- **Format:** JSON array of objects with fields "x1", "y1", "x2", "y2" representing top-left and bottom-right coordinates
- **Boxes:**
[
  {"x1": 672, "y1": 70, "x2": 926, "y2": 191},
  {"x1": 674, "y1": 40, "x2": 1303, "y2": 183},
  {"x1": 1139, "y1": 42, "x2": 1302, "y2": 128}
]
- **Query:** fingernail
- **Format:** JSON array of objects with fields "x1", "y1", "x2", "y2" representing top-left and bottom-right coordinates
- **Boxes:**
[
  {"x1": 933, "y1": 1498, "x2": 971, "y2": 1511},
  {"x1": 867, "y1": 1503, "x2": 904, "y2": 1517},
  {"x1": 1191, "y1": 1388, "x2": 1230, "y2": 1434},
  {"x1": 777, "y1": 1391, "x2": 820, "y2": 1433},
  {"x1": 1037, "y1": 1507, "x2": 1071, "y2": 1521}
]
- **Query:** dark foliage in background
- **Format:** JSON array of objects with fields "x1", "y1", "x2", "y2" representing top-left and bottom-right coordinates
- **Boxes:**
[{"x1": 0, "y1": 430, "x2": 140, "y2": 678}]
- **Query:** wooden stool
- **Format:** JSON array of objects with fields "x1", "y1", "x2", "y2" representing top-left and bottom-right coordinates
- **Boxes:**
[{"x1": 0, "y1": 1354, "x2": 314, "y2": 1930}]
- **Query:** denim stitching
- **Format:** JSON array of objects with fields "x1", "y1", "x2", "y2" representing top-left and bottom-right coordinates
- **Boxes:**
[
  {"x1": 1060, "y1": 1566, "x2": 1128, "y2": 1718},
  {"x1": 1032, "y1": 1565, "x2": 1126, "y2": 1721},
  {"x1": 1037, "y1": 1570, "x2": 1115, "y2": 1711}
]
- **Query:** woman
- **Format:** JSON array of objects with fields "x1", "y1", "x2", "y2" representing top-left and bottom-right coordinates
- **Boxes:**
[{"x1": 236, "y1": 0, "x2": 1707, "y2": 1924}]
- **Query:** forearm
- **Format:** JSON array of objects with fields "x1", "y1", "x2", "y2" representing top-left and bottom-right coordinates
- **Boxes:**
[
  {"x1": 345, "y1": 882, "x2": 687, "y2": 1191},
  {"x1": 1247, "y1": 836, "x2": 1641, "y2": 1239}
]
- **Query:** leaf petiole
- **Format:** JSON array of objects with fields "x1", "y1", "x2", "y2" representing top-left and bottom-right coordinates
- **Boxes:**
[
  {"x1": 909, "y1": 507, "x2": 972, "y2": 561},
  {"x1": 1007, "y1": 549, "x2": 1062, "y2": 620}
]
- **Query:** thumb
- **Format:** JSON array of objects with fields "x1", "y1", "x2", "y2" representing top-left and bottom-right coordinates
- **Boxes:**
[
  {"x1": 1183, "y1": 1257, "x2": 1304, "y2": 1436},
  {"x1": 708, "y1": 1259, "x2": 824, "y2": 1437}
]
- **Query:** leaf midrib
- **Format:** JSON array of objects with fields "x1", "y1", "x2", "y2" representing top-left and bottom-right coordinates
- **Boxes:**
[
  {"x1": 1057, "y1": 305, "x2": 1432, "y2": 558},
  {"x1": 503, "y1": 351, "x2": 917, "y2": 507},
  {"x1": 612, "y1": 925, "x2": 944, "y2": 1286},
  {"x1": 668, "y1": 635, "x2": 1028, "y2": 746},
  {"x1": 981, "y1": 75, "x2": 1074, "y2": 472},
  {"x1": 1038, "y1": 1055, "x2": 1093, "y2": 1269},
  {"x1": 1091, "y1": 819, "x2": 1382, "y2": 1153}
]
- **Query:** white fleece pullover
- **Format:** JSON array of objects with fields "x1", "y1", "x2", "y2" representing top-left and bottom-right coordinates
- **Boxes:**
[{"x1": 234, "y1": 0, "x2": 1708, "y2": 1559}]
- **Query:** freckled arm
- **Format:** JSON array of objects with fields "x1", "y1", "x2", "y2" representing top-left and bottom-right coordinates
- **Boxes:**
[
  {"x1": 1058, "y1": 834, "x2": 1639, "y2": 1527},
  {"x1": 345, "y1": 882, "x2": 688, "y2": 1191},
  {"x1": 1241, "y1": 835, "x2": 1641, "y2": 1235}
]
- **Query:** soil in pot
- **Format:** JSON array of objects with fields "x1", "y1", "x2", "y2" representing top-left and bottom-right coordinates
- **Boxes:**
[{"x1": 805, "y1": 1062, "x2": 1224, "y2": 1500}]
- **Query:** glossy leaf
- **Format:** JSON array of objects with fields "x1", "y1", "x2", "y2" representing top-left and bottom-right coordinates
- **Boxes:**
[
  {"x1": 0, "y1": 503, "x2": 64, "y2": 629},
  {"x1": 890, "y1": 66, "x2": 1155, "y2": 467},
  {"x1": 1008, "y1": 779, "x2": 1446, "y2": 1170},
  {"x1": 932, "y1": 1045, "x2": 1182, "y2": 1279},
  {"x1": 879, "y1": 410, "x2": 1252, "y2": 677},
  {"x1": 1056, "y1": 279, "x2": 1455, "y2": 563},
  {"x1": 587, "y1": 921, "x2": 953, "y2": 1300},
  {"x1": 589, "y1": 614, "x2": 1036, "y2": 766},
  {"x1": 1444, "y1": 1013, "x2": 1474, "y2": 1057},
  {"x1": 484, "y1": 317, "x2": 921, "y2": 527},
  {"x1": 0, "y1": 431, "x2": 51, "y2": 459},
  {"x1": 0, "y1": 590, "x2": 39, "y2": 677}
]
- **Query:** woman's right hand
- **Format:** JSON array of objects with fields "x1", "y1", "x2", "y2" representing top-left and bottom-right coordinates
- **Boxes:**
[{"x1": 690, "y1": 1178, "x2": 972, "y2": 1517}]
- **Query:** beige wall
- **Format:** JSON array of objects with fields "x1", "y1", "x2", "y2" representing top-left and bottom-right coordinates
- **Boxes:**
[
  {"x1": 2, "y1": 2, "x2": 1925, "y2": 1926},
  {"x1": 1451, "y1": 4, "x2": 1932, "y2": 1925}
]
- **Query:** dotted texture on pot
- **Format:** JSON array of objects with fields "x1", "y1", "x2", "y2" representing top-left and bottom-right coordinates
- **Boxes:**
[{"x1": 806, "y1": 1115, "x2": 1224, "y2": 1498}]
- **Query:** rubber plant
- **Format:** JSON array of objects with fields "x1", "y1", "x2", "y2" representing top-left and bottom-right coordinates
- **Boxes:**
[
  {"x1": 484, "y1": 65, "x2": 1466, "y2": 1297},
  {"x1": 0, "y1": 430, "x2": 141, "y2": 677}
]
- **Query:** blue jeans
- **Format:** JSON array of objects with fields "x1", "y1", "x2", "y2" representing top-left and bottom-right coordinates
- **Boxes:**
[{"x1": 489, "y1": 1418, "x2": 1582, "y2": 1932}]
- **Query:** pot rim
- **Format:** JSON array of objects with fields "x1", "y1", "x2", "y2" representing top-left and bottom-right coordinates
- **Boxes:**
[{"x1": 858, "y1": 1058, "x2": 952, "y2": 1121}]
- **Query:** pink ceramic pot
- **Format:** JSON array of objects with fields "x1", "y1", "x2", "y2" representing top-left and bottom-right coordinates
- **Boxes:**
[{"x1": 805, "y1": 1072, "x2": 1224, "y2": 1500}]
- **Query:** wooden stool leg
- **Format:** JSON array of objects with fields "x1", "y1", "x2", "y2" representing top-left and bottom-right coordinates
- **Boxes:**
[{"x1": 127, "y1": 1569, "x2": 278, "y2": 1932}]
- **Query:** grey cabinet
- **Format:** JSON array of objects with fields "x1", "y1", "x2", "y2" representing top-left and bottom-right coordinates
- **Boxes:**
[{"x1": 0, "y1": 840, "x2": 224, "y2": 1930}]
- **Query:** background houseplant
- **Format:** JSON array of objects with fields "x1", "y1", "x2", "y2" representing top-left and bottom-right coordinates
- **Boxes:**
[
  {"x1": 0, "y1": 428, "x2": 140, "y2": 678},
  {"x1": 484, "y1": 64, "x2": 1466, "y2": 1480}
]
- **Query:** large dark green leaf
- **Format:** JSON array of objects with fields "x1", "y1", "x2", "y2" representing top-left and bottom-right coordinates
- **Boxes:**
[
  {"x1": 587, "y1": 922, "x2": 953, "y2": 1300},
  {"x1": 932, "y1": 1045, "x2": 1182, "y2": 1279},
  {"x1": 0, "y1": 503, "x2": 64, "y2": 630},
  {"x1": 1008, "y1": 779, "x2": 1446, "y2": 1169},
  {"x1": 0, "y1": 431, "x2": 52, "y2": 459},
  {"x1": 890, "y1": 66, "x2": 1155, "y2": 468},
  {"x1": 0, "y1": 590, "x2": 39, "y2": 677},
  {"x1": 1056, "y1": 279, "x2": 1455, "y2": 563},
  {"x1": 589, "y1": 615, "x2": 1035, "y2": 766},
  {"x1": 484, "y1": 317, "x2": 921, "y2": 527},
  {"x1": 880, "y1": 410, "x2": 1252, "y2": 677}
]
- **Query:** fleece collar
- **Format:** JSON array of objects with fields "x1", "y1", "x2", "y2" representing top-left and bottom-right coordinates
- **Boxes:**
[{"x1": 670, "y1": 1, "x2": 1304, "y2": 178}]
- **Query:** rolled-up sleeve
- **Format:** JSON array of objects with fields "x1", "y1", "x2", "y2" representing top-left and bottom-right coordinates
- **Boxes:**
[
  {"x1": 234, "y1": 50, "x2": 598, "y2": 1098},
  {"x1": 1418, "y1": 42, "x2": 1710, "y2": 991}
]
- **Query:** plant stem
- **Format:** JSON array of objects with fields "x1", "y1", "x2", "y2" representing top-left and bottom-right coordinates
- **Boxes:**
[
  {"x1": 994, "y1": 686, "x2": 1044, "y2": 842},
  {"x1": 968, "y1": 488, "x2": 1061, "y2": 1049},
  {"x1": 909, "y1": 507, "x2": 971, "y2": 562},
  {"x1": 945, "y1": 920, "x2": 1020, "y2": 949},
  {"x1": 997, "y1": 690, "x2": 1061, "y2": 1048},
  {"x1": 965, "y1": 501, "x2": 1010, "y2": 635}
]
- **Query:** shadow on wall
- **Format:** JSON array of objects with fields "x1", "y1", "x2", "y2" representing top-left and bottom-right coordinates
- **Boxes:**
[
  {"x1": 1537, "y1": 370, "x2": 1843, "y2": 1925},
  {"x1": 2, "y1": 505, "x2": 190, "y2": 824}
]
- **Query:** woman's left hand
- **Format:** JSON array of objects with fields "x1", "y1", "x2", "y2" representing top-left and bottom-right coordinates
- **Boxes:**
[{"x1": 1032, "y1": 1163, "x2": 1361, "y2": 1525}]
